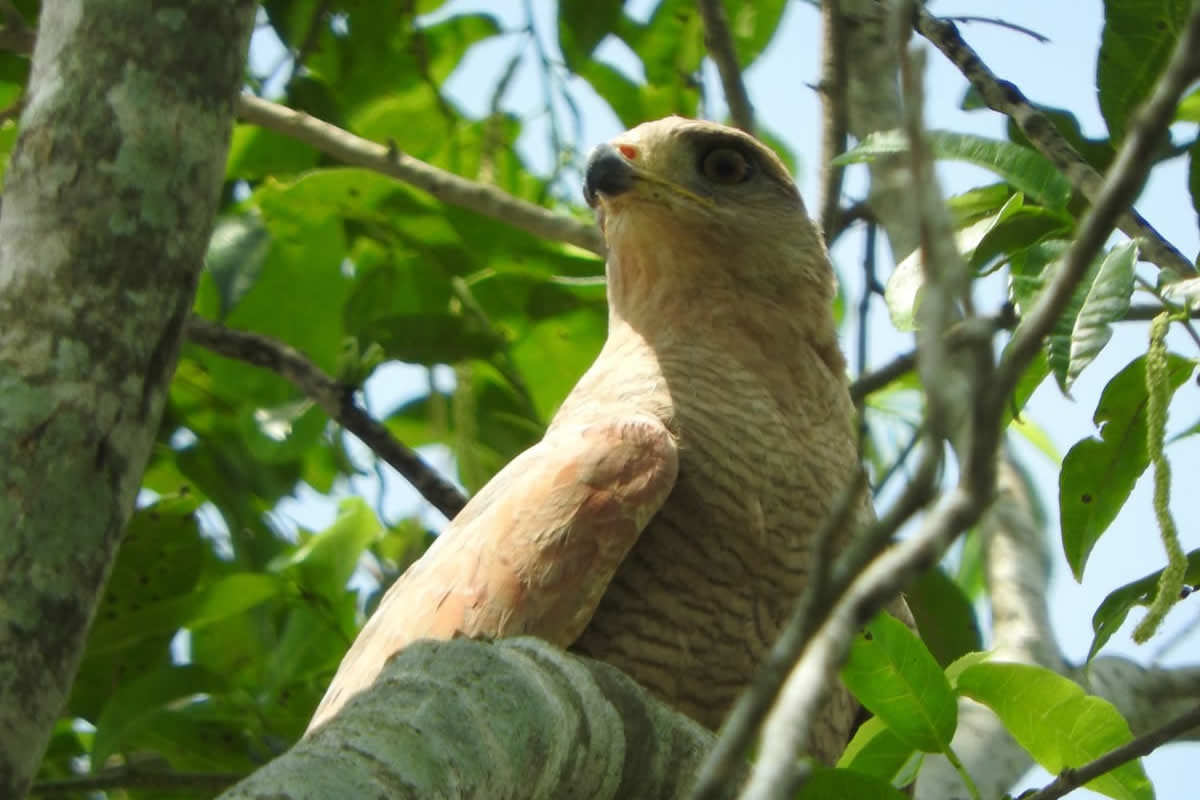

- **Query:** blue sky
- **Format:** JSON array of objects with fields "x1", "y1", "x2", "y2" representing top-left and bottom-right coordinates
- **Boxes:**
[{"x1": 254, "y1": 2, "x2": 1200, "y2": 795}]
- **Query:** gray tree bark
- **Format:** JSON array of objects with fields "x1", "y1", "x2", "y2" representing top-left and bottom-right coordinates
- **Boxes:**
[{"x1": 0, "y1": 1, "x2": 255, "y2": 795}]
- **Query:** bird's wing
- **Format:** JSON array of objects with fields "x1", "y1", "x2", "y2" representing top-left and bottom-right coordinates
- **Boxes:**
[{"x1": 306, "y1": 415, "x2": 678, "y2": 731}]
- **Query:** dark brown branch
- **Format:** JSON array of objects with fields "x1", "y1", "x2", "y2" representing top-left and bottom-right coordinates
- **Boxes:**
[
  {"x1": 849, "y1": 350, "x2": 916, "y2": 403},
  {"x1": 697, "y1": 0, "x2": 755, "y2": 134},
  {"x1": 186, "y1": 317, "x2": 468, "y2": 520},
  {"x1": 1022, "y1": 703, "x2": 1200, "y2": 800},
  {"x1": 913, "y1": 8, "x2": 1197, "y2": 277}
]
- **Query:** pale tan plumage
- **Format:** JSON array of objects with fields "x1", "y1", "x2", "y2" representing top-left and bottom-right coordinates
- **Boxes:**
[{"x1": 308, "y1": 117, "x2": 866, "y2": 761}]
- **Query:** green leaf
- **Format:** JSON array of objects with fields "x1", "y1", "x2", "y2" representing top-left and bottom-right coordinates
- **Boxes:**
[
  {"x1": 838, "y1": 716, "x2": 919, "y2": 783},
  {"x1": 835, "y1": 130, "x2": 1073, "y2": 209},
  {"x1": 203, "y1": 214, "x2": 273, "y2": 319},
  {"x1": 559, "y1": 0, "x2": 624, "y2": 71},
  {"x1": 796, "y1": 766, "x2": 911, "y2": 800},
  {"x1": 1066, "y1": 240, "x2": 1138, "y2": 389},
  {"x1": 721, "y1": 0, "x2": 788, "y2": 68},
  {"x1": 840, "y1": 613, "x2": 957, "y2": 753},
  {"x1": 92, "y1": 664, "x2": 228, "y2": 765},
  {"x1": 1098, "y1": 0, "x2": 1190, "y2": 142},
  {"x1": 1178, "y1": 87, "x2": 1200, "y2": 122},
  {"x1": 87, "y1": 573, "x2": 284, "y2": 657},
  {"x1": 1059, "y1": 353, "x2": 1195, "y2": 579},
  {"x1": 226, "y1": 123, "x2": 318, "y2": 181},
  {"x1": 268, "y1": 498, "x2": 384, "y2": 596},
  {"x1": 905, "y1": 567, "x2": 983, "y2": 668},
  {"x1": 1088, "y1": 548, "x2": 1200, "y2": 660},
  {"x1": 957, "y1": 662, "x2": 1154, "y2": 800}
]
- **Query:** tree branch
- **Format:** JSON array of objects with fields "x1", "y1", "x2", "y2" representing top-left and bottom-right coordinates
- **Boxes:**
[
  {"x1": 234, "y1": 94, "x2": 605, "y2": 256},
  {"x1": 1023, "y1": 703, "x2": 1200, "y2": 800},
  {"x1": 186, "y1": 317, "x2": 468, "y2": 520},
  {"x1": 993, "y1": 2, "x2": 1200, "y2": 398},
  {"x1": 816, "y1": 0, "x2": 850, "y2": 231},
  {"x1": 697, "y1": 0, "x2": 755, "y2": 134},
  {"x1": 913, "y1": 8, "x2": 1197, "y2": 278},
  {"x1": 221, "y1": 638, "x2": 738, "y2": 800}
]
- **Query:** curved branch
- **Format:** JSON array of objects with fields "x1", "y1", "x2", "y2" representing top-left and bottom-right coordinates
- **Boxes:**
[
  {"x1": 234, "y1": 95, "x2": 605, "y2": 256},
  {"x1": 913, "y1": 8, "x2": 1197, "y2": 277},
  {"x1": 186, "y1": 317, "x2": 468, "y2": 520}
]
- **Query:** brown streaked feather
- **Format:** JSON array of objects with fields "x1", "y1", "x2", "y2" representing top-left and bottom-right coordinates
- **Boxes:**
[{"x1": 306, "y1": 416, "x2": 678, "y2": 732}]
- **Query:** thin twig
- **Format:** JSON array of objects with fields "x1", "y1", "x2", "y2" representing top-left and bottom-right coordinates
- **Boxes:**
[
  {"x1": 993, "y1": 3, "x2": 1200, "y2": 399},
  {"x1": 697, "y1": 0, "x2": 755, "y2": 134},
  {"x1": 186, "y1": 317, "x2": 468, "y2": 519},
  {"x1": 913, "y1": 8, "x2": 1197, "y2": 277},
  {"x1": 234, "y1": 94, "x2": 605, "y2": 256},
  {"x1": 816, "y1": 0, "x2": 850, "y2": 231},
  {"x1": 944, "y1": 15, "x2": 1050, "y2": 44},
  {"x1": 849, "y1": 350, "x2": 916, "y2": 403},
  {"x1": 1021, "y1": 703, "x2": 1200, "y2": 800}
]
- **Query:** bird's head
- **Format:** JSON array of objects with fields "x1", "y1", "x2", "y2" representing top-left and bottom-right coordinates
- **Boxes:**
[{"x1": 583, "y1": 116, "x2": 835, "y2": 338}]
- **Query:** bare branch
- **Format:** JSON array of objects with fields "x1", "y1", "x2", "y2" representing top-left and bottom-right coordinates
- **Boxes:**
[
  {"x1": 913, "y1": 8, "x2": 1197, "y2": 277},
  {"x1": 1023, "y1": 703, "x2": 1200, "y2": 800},
  {"x1": 186, "y1": 317, "x2": 468, "y2": 520},
  {"x1": 234, "y1": 95, "x2": 605, "y2": 256},
  {"x1": 816, "y1": 0, "x2": 851, "y2": 231},
  {"x1": 993, "y1": 3, "x2": 1200, "y2": 398},
  {"x1": 697, "y1": 0, "x2": 755, "y2": 134}
]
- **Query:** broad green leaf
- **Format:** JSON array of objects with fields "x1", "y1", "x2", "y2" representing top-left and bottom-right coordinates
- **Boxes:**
[
  {"x1": 905, "y1": 567, "x2": 983, "y2": 668},
  {"x1": 226, "y1": 123, "x2": 319, "y2": 181},
  {"x1": 1098, "y1": 0, "x2": 1189, "y2": 142},
  {"x1": 559, "y1": 0, "x2": 624, "y2": 71},
  {"x1": 838, "y1": 716, "x2": 919, "y2": 783},
  {"x1": 1060, "y1": 353, "x2": 1195, "y2": 580},
  {"x1": 1178, "y1": 87, "x2": 1200, "y2": 122},
  {"x1": 1088, "y1": 548, "x2": 1200, "y2": 659},
  {"x1": 796, "y1": 766, "x2": 910, "y2": 800},
  {"x1": 619, "y1": 0, "x2": 706, "y2": 86},
  {"x1": 203, "y1": 214, "x2": 273, "y2": 319},
  {"x1": 1066, "y1": 241, "x2": 1138, "y2": 390},
  {"x1": 835, "y1": 130, "x2": 1072, "y2": 209},
  {"x1": 840, "y1": 613, "x2": 957, "y2": 753},
  {"x1": 87, "y1": 573, "x2": 284, "y2": 657},
  {"x1": 73, "y1": 495, "x2": 207, "y2": 718},
  {"x1": 721, "y1": 0, "x2": 788, "y2": 68},
  {"x1": 947, "y1": 183, "x2": 1015, "y2": 226},
  {"x1": 92, "y1": 665, "x2": 228, "y2": 765},
  {"x1": 268, "y1": 498, "x2": 384, "y2": 596},
  {"x1": 957, "y1": 662, "x2": 1154, "y2": 800}
]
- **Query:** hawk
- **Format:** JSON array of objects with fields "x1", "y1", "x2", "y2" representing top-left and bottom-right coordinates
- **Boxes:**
[{"x1": 309, "y1": 117, "x2": 866, "y2": 763}]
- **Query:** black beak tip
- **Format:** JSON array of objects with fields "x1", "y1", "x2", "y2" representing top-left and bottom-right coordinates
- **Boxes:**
[{"x1": 583, "y1": 143, "x2": 635, "y2": 208}]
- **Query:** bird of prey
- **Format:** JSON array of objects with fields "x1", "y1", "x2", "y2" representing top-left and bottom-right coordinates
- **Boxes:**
[{"x1": 308, "y1": 116, "x2": 867, "y2": 762}]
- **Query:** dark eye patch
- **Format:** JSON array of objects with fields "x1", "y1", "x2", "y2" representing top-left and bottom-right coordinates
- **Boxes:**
[{"x1": 701, "y1": 147, "x2": 753, "y2": 184}]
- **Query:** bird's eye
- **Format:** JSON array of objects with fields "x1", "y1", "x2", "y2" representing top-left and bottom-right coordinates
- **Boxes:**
[{"x1": 700, "y1": 147, "x2": 753, "y2": 184}]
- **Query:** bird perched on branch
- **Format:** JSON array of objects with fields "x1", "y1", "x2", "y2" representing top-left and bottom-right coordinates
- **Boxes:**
[{"x1": 308, "y1": 117, "x2": 867, "y2": 762}]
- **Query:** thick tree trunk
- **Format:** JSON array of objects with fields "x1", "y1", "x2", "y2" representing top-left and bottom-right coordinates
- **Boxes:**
[{"x1": 0, "y1": 2, "x2": 255, "y2": 795}]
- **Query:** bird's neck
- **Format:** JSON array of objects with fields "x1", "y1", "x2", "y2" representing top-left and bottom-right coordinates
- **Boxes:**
[{"x1": 603, "y1": 245, "x2": 846, "y2": 381}]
